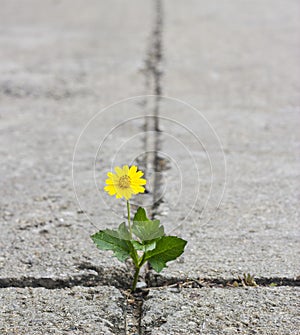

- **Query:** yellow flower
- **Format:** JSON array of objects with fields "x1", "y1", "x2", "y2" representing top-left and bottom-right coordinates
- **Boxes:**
[{"x1": 104, "y1": 165, "x2": 146, "y2": 200}]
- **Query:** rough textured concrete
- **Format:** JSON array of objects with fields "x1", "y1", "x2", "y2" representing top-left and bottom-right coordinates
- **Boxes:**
[
  {"x1": 142, "y1": 287, "x2": 300, "y2": 335},
  {"x1": 0, "y1": 286, "x2": 124, "y2": 334},
  {"x1": 149, "y1": 0, "x2": 300, "y2": 281},
  {"x1": 0, "y1": 0, "x2": 299, "y2": 334},
  {"x1": 0, "y1": 0, "x2": 152, "y2": 282}
]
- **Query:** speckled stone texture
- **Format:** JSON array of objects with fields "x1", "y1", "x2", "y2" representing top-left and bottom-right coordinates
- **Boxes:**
[
  {"x1": 0, "y1": 286, "x2": 125, "y2": 335},
  {"x1": 0, "y1": 0, "x2": 299, "y2": 334},
  {"x1": 142, "y1": 287, "x2": 300, "y2": 335}
]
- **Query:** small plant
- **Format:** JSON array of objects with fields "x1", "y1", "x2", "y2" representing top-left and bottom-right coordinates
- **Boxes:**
[
  {"x1": 91, "y1": 165, "x2": 187, "y2": 291},
  {"x1": 238, "y1": 273, "x2": 258, "y2": 287},
  {"x1": 232, "y1": 280, "x2": 239, "y2": 287}
]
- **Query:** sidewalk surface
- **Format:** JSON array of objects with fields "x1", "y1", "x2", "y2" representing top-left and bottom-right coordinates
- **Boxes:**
[{"x1": 0, "y1": 1, "x2": 299, "y2": 334}]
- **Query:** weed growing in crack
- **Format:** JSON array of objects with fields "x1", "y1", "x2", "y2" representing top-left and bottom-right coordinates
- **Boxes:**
[
  {"x1": 91, "y1": 165, "x2": 187, "y2": 291},
  {"x1": 233, "y1": 273, "x2": 258, "y2": 287}
]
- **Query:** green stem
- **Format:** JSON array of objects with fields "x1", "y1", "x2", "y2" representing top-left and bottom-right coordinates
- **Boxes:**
[
  {"x1": 132, "y1": 266, "x2": 140, "y2": 292},
  {"x1": 127, "y1": 200, "x2": 132, "y2": 237},
  {"x1": 131, "y1": 254, "x2": 146, "y2": 292},
  {"x1": 139, "y1": 253, "x2": 146, "y2": 269}
]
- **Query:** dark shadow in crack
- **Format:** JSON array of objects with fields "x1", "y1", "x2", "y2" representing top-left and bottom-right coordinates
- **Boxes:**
[{"x1": 0, "y1": 262, "x2": 132, "y2": 289}]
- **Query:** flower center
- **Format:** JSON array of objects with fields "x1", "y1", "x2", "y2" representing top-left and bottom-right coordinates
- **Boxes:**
[{"x1": 118, "y1": 175, "x2": 131, "y2": 189}]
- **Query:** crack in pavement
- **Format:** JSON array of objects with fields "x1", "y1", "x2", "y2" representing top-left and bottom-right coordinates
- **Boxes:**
[
  {"x1": 140, "y1": 0, "x2": 164, "y2": 219},
  {"x1": 1, "y1": 272, "x2": 298, "y2": 290},
  {"x1": 126, "y1": 0, "x2": 165, "y2": 334},
  {"x1": 0, "y1": 262, "x2": 132, "y2": 289},
  {"x1": 2, "y1": 1, "x2": 298, "y2": 334},
  {"x1": 144, "y1": 274, "x2": 300, "y2": 290}
]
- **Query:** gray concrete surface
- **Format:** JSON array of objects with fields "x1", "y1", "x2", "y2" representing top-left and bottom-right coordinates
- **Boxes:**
[
  {"x1": 0, "y1": 286, "x2": 124, "y2": 334},
  {"x1": 0, "y1": 0, "x2": 152, "y2": 282},
  {"x1": 153, "y1": 0, "x2": 300, "y2": 280},
  {"x1": 0, "y1": 0, "x2": 299, "y2": 334},
  {"x1": 142, "y1": 287, "x2": 300, "y2": 335}
]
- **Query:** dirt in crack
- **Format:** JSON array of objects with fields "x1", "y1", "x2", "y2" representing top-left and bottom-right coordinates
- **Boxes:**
[
  {"x1": 123, "y1": 290, "x2": 148, "y2": 335},
  {"x1": 143, "y1": 0, "x2": 163, "y2": 96},
  {"x1": 126, "y1": 0, "x2": 165, "y2": 333},
  {"x1": 144, "y1": 273, "x2": 300, "y2": 290},
  {"x1": 139, "y1": 0, "x2": 165, "y2": 221},
  {"x1": 0, "y1": 262, "x2": 132, "y2": 289}
]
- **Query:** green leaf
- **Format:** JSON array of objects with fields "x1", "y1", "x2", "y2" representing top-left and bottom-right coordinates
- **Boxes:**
[
  {"x1": 144, "y1": 236, "x2": 187, "y2": 272},
  {"x1": 131, "y1": 240, "x2": 157, "y2": 252},
  {"x1": 98, "y1": 222, "x2": 131, "y2": 240},
  {"x1": 132, "y1": 207, "x2": 165, "y2": 241},
  {"x1": 133, "y1": 207, "x2": 149, "y2": 222},
  {"x1": 91, "y1": 223, "x2": 137, "y2": 265},
  {"x1": 117, "y1": 222, "x2": 132, "y2": 240}
]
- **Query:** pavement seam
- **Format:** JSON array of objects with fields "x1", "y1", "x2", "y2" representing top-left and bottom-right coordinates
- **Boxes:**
[
  {"x1": 0, "y1": 274, "x2": 298, "y2": 290},
  {"x1": 140, "y1": 0, "x2": 164, "y2": 219},
  {"x1": 125, "y1": 0, "x2": 165, "y2": 334},
  {"x1": 144, "y1": 275, "x2": 300, "y2": 290}
]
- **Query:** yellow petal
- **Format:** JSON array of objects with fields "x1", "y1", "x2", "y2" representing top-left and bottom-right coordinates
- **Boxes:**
[
  {"x1": 114, "y1": 185, "x2": 124, "y2": 198},
  {"x1": 114, "y1": 166, "x2": 123, "y2": 177},
  {"x1": 123, "y1": 188, "x2": 132, "y2": 200},
  {"x1": 123, "y1": 165, "x2": 129, "y2": 174},
  {"x1": 105, "y1": 178, "x2": 114, "y2": 185},
  {"x1": 104, "y1": 185, "x2": 117, "y2": 196},
  {"x1": 131, "y1": 185, "x2": 145, "y2": 194},
  {"x1": 135, "y1": 171, "x2": 144, "y2": 178},
  {"x1": 107, "y1": 172, "x2": 115, "y2": 178},
  {"x1": 129, "y1": 165, "x2": 137, "y2": 177},
  {"x1": 138, "y1": 178, "x2": 147, "y2": 185},
  {"x1": 131, "y1": 177, "x2": 146, "y2": 186}
]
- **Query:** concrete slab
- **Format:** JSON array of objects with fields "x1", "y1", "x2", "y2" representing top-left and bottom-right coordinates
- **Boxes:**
[
  {"x1": 163, "y1": 0, "x2": 300, "y2": 110},
  {"x1": 0, "y1": 1, "x2": 299, "y2": 334},
  {"x1": 147, "y1": 0, "x2": 300, "y2": 280},
  {"x1": 0, "y1": 0, "x2": 153, "y2": 283},
  {"x1": 0, "y1": 286, "x2": 125, "y2": 334},
  {"x1": 141, "y1": 287, "x2": 300, "y2": 335}
]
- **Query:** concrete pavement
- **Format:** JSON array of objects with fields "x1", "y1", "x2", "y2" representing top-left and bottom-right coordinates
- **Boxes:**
[{"x1": 1, "y1": 0, "x2": 299, "y2": 334}]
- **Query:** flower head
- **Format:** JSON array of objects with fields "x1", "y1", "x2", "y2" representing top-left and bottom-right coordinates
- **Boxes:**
[{"x1": 104, "y1": 165, "x2": 146, "y2": 200}]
